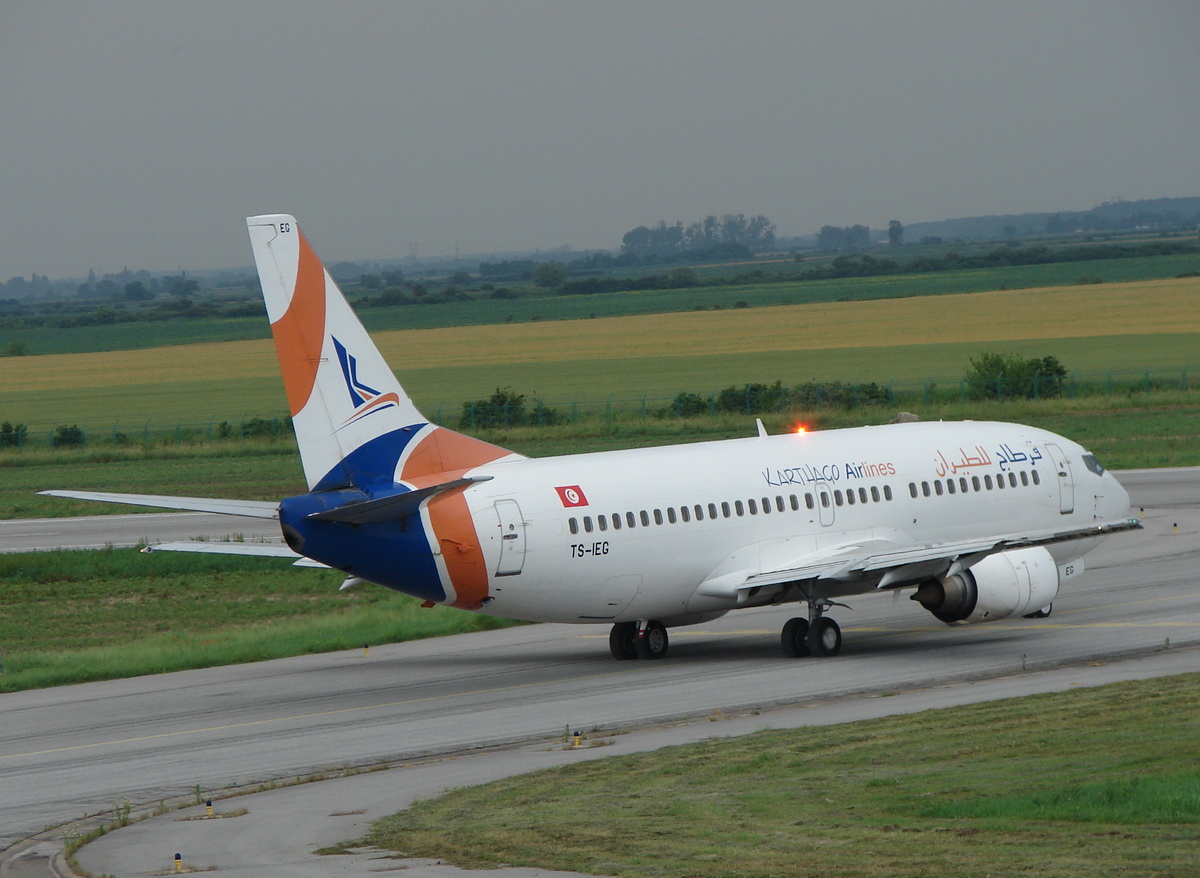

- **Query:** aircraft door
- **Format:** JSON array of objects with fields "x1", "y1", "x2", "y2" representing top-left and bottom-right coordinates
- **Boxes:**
[
  {"x1": 814, "y1": 481, "x2": 835, "y2": 527},
  {"x1": 493, "y1": 498, "x2": 527, "y2": 576},
  {"x1": 1044, "y1": 443, "x2": 1074, "y2": 515}
]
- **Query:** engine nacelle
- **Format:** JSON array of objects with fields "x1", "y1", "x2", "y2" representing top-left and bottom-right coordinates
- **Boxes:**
[{"x1": 911, "y1": 547, "x2": 1060, "y2": 624}]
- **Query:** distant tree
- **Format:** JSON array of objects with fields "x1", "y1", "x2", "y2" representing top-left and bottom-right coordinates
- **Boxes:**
[
  {"x1": 965, "y1": 353, "x2": 1067, "y2": 400},
  {"x1": 531, "y1": 261, "x2": 567, "y2": 289},
  {"x1": 888, "y1": 220, "x2": 904, "y2": 246},
  {"x1": 122, "y1": 281, "x2": 152, "y2": 301},
  {"x1": 816, "y1": 226, "x2": 845, "y2": 250},
  {"x1": 846, "y1": 225, "x2": 871, "y2": 249},
  {"x1": 359, "y1": 274, "x2": 383, "y2": 289},
  {"x1": 165, "y1": 277, "x2": 199, "y2": 297}
]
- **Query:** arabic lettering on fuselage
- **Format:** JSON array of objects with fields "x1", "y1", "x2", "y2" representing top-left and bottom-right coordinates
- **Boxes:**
[
  {"x1": 934, "y1": 443, "x2": 1043, "y2": 477},
  {"x1": 763, "y1": 459, "x2": 896, "y2": 487}
]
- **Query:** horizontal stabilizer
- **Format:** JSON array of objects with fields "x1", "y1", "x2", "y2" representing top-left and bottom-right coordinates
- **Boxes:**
[
  {"x1": 38, "y1": 490, "x2": 280, "y2": 519},
  {"x1": 305, "y1": 476, "x2": 492, "y2": 524},
  {"x1": 142, "y1": 541, "x2": 329, "y2": 568}
]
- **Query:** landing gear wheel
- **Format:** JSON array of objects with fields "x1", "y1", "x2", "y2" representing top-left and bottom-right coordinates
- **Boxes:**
[
  {"x1": 634, "y1": 620, "x2": 669, "y2": 659},
  {"x1": 609, "y1": 621, "x2": 639, "y2": 660},
  {"x1": 781, "y1": 617, "x2": 811, "y2": 658},
  {"x1": 807, "y1": 617, "x2": 842, "y2": 657},
  {"x1": 1024, "y1": 603, "x2": 1053, "y2": 619}
]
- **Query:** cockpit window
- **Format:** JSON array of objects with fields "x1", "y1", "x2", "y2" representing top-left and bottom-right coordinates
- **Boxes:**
[{"x1": 1081, "y1": 453, "x2": 1105, "y2": 476}]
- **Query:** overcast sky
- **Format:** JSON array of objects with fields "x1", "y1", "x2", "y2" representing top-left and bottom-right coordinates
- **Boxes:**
[{"x1": 2, "y1": 1, "x2": 1197, "y2": 280}]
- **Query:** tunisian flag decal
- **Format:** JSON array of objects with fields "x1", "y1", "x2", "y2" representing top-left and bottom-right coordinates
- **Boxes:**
[{"x1": 555, "y1": 485, "x2": 589, "y2": 507}]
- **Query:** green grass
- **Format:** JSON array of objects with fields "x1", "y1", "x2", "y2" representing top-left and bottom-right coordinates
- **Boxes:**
[
  {"x1": 359, "y1": 673, "x2": 1200, "y2": 877},
  {"x1": 0, "y1": 548, "x2": 517, "y2": 692},
  {"x1": 4, "y1": 391, "x2": 1198, "y2": 519}
]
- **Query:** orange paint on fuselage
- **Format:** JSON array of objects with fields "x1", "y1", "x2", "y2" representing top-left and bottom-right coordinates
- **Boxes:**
[{"x1": 401, "y1": 426, "x2": 514, "y2": 609}]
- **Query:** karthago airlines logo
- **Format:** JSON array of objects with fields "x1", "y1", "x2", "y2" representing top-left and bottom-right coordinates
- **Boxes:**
[{"x1": 333, "y1": 337, "x2": 400, "y2": 425}]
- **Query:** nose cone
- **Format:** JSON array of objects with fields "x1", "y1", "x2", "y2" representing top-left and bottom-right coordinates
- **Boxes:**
[{"x1": 1101, "y1": 471, "x2": 1133, "y2": 520}]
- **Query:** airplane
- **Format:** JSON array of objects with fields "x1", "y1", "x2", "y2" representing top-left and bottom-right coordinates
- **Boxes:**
[{"x1": 44, "y1": 214, "x2": 1142, "y2": 660}]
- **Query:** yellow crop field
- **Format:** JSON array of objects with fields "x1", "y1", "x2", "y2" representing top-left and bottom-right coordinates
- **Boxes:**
[{"x1": 1, "y1": 276, "x2": 1197, "y2": 430}]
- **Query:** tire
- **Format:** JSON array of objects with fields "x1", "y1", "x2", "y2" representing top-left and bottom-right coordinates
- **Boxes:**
[
  {"x1": 634, "y1": 620, "x2": 669, "y2": 659},
  {"x1": 1024, "y1": 603, "x2": 1053, "y2": 619},
  {"x1": 781, "y1": 617, "x2": 811, "y2": 658},
  {"x1": 807, "y1": 617, "x2": 842, "y2": 657},
  {"x1": 609, "y1": 621, "x2": 639, "y2": 660}
]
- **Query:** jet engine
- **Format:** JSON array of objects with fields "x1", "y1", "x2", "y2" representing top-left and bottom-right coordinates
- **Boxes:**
[{"x1": 911, "y1": 546, "x2": 1059, "y2": 624}]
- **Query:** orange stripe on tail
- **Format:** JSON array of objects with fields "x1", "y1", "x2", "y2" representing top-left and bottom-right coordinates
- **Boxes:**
[{"x1": 269, "y1": 229, "x2": 326, "y2": 416}]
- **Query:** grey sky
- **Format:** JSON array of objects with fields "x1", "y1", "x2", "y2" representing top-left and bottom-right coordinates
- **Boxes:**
[{"x1": 2, "y1": 1, "x2": 1197, "y2": 280}]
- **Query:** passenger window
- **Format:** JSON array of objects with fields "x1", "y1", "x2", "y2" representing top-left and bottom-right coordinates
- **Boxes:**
[
  {"x1": 761, "y1": 497, "x2": 771, "y2": 514},
  {"x1": 921, "y1": 482, "x2": 931, "y2": 497},
  {"x1": 640, "y1": 510, "x2": 650, "y2": 527},
  {"x1": 846, "y1": 490, "x2": 855, "y2": 506},
  {"x1": 972, "y1": 476, "x2": 981, "y2": 492},
  {"x1": 735, "y1": 500, "x2": 745, "y2": 517},
  {"x1": 569, "y1": 518, "x2": 579, "y2": 535},
  {"x1": 806, "y1": 493, "x2": 815, "y2": 509},
  {"x1": 1020, "y1": 471, "x2": 1029, "y2": 487},
  {"x1": 1008, "y1": 473, "x2": 1018, "y2": 487},
  {"x1": 858, "y1": 488, "x2": 868, "y2": 504},
  {"x1": 654, "y1": 509, "x2": 664, "y2": 525},
  {"x1": 708, "y1": 503, "x2": 718, "y2": 519},
  {"x1": 884, "y1": 485, "x2": 893, "y2": 501},
  {"x1": 946, "y1": 479, "x2": 956, "y2": 495},
  {"x1": 995, "y1": 474, "x2": 1004, "y2": 490},
  {"x1": 721, "y1": 502, "x2": 731, "y2": 518},
  {"x1": 748, "y1": 499, "x2": 758, "y2": 514},
  {"x1": 667, "y1": 507, "x2": 677, "y2": 524},
  {"x1": 934, "y1": 480, "x2": 943, "y2": 496},
  {"x1": 909, "y1": 482, "x2": 918, "y2": 498},
  {"x1": 820, "y1": 491, "x2": 830, "y2": 509},
  {"x1": 834, "y1": 490, "x2": 844, "y2": 507},
  {"x1": 776, "y1": 496, "x2": 786, "y2": 512},
  {"x1": 694, "y1": 504, "x2": 704, "y2": 521},
  {"x1": 984, "y1": 475, "x2": 993, "y2": 490},
  {"x1": 583, "y1": 516, "x2": 594, "y2": 533},
  {"x1": 611, "y1": 513, "x2": 621, "y2": 530},
  {"x1": 1032, "y1": 470, "x2": 1041, "y2": 486},
  {"x1": 959, "y1": 477, "x2": 968, "y2": 494},
  {"x1": 598, "y1": 515, "x2": 607, "y2": 532},
  {"x1": 627, "y1": 511, "x2": 637, "y2": 528}
]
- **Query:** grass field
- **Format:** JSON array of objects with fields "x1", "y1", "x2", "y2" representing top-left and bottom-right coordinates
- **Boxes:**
[
  {"x1": 355, "y1": 673, "x2": 1200, "y2": 877},
  {"x1": 1, "y1": 277, "x2": 1198, "y2": 433},
  {"x1": 4, "y1": 249, "x2": 1197, "y2": 356},
  {"x1": 0, "y1": 549, "x2": 516, "y2": 693}
]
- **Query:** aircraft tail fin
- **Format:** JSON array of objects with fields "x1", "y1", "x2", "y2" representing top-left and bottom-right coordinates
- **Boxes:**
[{"x1": 246, "y1": 215, "x2": 518, "y2": 492}]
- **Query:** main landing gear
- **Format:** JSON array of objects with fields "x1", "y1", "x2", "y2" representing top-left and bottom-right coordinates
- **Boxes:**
[
  {"x1": 609, "y1": 620, "x2": 668, "y2": 660},
  {"x1": 780, "y1": 599, "x2": 843, "y2": 658}
]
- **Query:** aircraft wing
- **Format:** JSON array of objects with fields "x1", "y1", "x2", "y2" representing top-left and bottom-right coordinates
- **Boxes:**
[
  {"x1": 697, "y1": 517, "x2": 1141, "y2": 598},
  {"x1": 38, "y1": 490, "x2": 280, "y2": 519},
  {"x1": 141, "y1": 540, "x2": 329, "y2": 567}
]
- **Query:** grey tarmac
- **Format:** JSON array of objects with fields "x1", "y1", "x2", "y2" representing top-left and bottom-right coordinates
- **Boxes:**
[{"x1": 1, "y1": 468, "x2": 1197, "y2": 877}]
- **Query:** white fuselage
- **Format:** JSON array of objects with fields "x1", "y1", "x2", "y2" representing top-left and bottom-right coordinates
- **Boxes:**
[{"x1": 449, "y1": 420, "x2": 1129, "y2": 624}]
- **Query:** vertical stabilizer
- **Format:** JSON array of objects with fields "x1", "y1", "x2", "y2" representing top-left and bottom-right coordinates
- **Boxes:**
[{"x1": 246, "y1": 215, "x2": 517, "y2": 491}]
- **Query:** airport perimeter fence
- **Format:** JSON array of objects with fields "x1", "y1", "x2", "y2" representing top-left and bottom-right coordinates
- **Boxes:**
[{"x1": 0, "y1": 365, "x2": 1193, "y2": 452}]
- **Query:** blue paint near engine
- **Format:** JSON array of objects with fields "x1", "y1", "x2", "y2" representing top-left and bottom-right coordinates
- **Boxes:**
[
  {"x1": 279, "y1": 489, "x2": 447, "y2": 603},
  {"x1": 289, "y1": 426, "x2": 448, "y2": 602},
  {"x1": 313, "y1": 425, "x2": 426, "y2": 492}
]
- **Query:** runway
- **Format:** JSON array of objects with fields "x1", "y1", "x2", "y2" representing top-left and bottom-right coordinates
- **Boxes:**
[{"x1": 1, "y1": 468, "x2": 1197, "y2": 876}]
